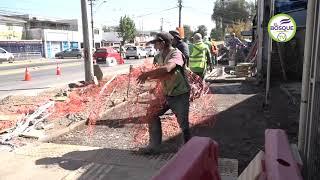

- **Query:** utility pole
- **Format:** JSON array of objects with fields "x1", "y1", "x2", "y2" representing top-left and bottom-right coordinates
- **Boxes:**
[
  {"x1": 81, "y1": 0, "x2": 95, "y2": 82},
  {"x1": 178, "y1": 0, "x2": 182, "y2": 27},
  {"x1": 89, "y1": 0, "x2": 95, "y2": 49},
  {"x1": 160, "y1": 18, "x2": 163, "y2": 31},
  {"x1": 221, "y1": 0, "x2": 225, "y2": 39}
]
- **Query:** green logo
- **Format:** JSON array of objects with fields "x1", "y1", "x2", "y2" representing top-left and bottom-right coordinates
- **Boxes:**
[{"x1": 268, "y1": 14, "x2": 297, "y2": 42}]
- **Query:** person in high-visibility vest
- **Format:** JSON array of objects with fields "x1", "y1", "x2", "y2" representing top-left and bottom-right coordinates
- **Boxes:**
[
  {"x1": 137, "y1": 32, "x2": 191, "y2": 154},
  {"x1": 189, "y1": 33, "x2": 212, "y2": 78}
]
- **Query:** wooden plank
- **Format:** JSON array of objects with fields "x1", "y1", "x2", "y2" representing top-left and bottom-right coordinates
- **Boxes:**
[{"x1": 276, "y1": 43, "x2": 288, "y2": 81}]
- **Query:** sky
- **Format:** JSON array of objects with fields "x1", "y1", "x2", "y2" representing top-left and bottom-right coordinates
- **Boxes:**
[{"x1": 0, "y1": 0, "x2": 253, "y2": 32}]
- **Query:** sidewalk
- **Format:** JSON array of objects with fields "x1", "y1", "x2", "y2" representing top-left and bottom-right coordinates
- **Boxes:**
[
  {"x1": 0, "y1": 142, "x2": 238, "y2": 180},
  {"x1": 0, "y1": 58, "x2": 79, "y2": 68},
  {"x1": 0, "y1": 143, "x2": 167, "y2": 180},
  {"x1": 0, "y1": 58, "x2": 54, "y2": 67}
]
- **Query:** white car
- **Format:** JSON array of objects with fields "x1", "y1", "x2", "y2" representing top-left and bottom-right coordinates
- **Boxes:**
[
  {"x1": 125, "y1": 46, "x2": 147, "y2": 59},
  {"x1": 0, "y1": 47, "x2": 14, "y2": 64},
  {"x1": 145, "y1": 46, "x2": 157, "y2": 57}
]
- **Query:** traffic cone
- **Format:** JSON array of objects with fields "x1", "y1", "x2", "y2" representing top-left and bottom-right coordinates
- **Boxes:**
[
  {"x1": 24, "y1": 67, "x2": 31, "y2": 81},
  {"x1": 56, "y1": 64, "x2": 61, "y2": 75}
]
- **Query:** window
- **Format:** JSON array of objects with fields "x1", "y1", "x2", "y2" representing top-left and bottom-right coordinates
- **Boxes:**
[
  {"x1": 275, "y1": 0, "x2": 307, "y2": 13},
  {"x1": 72, "y1": 49, "x2": 80, "y2": 52},
  {"x1": 95, "y1": 49, "x2": 107, "y2": 53},
  {"x1": 0, "y1": 48, "x2": 6, "y2": 53},
  {"x1": 94, "y1": 29, "x2": 100, "y2": 35},
  {"x1": 127, "y1": 47, "x2": 136, "y2": 51}
]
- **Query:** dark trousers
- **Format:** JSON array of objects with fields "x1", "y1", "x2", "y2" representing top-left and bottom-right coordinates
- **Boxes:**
[{"x1": 148, "y1": 92, "x2": 191, "y2": 147}]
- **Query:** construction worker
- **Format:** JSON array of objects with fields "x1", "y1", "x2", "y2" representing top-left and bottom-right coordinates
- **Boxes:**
[
  {"x1": 209, "y1": 37, "x2": 219, "y2": 65},
  {"x1": 225, "y1": 33, "x2": 246, "y2": 65},
  {"x1": 204, "y1": 36, "x2": 216, "y2": 67},
  {"x1": 137, "y1": 32, "x2": 191, "y2": 154},
  {"x1": 169, "y1": 30, "x2": 189, "y2": 66},
  {"x1": 189, "y1": 33, "x2": 212, "y2": 78}
]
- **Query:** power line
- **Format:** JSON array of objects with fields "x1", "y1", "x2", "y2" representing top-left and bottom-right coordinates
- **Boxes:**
[
  {"x1": 183, "y1": 6, "x2": 212, "y2": 15},
  {"x1": 136, "y1": 7, "x2": 177, "y2": 18}
]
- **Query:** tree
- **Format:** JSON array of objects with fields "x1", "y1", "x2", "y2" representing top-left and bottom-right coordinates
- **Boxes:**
[
  {"x1": 195, "y1": 25, "x2": 208, "y2": 38},
  {"x1": 102, "y1": 25, "x2": 119, "y2": 32},
  {"x1": 118, "y1": 16, "x2": 137, "y2": 45},
  {"x1": 227, "y1": 20, "x2": 252, "y2": 40},
  {"x1": 210, "y1": 27, "x2": 223, "y2": 41},
  {"x1": 183, "y1": 25, "x2": 193, "y2": 41},
  {"x1": 211, "y1": 0, "x2": 254, "y2": 36}
]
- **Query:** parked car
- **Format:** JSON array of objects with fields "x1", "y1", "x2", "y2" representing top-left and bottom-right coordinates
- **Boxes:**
[
  {"x1": 0, "y1": 47, "x2": 14, "y2": 63},
  {"x1": 145, "y1": 46, "x2": 157, "y2": 57},
  {"x1": 93, "y1": 47, "x2": 124, "y2": 64},
  {"x1": 55, "y1": 49, "x2": 82, "y2": 59},
  {"x1": 125, "y1": 46, "x2": 147, "y2": 59}
]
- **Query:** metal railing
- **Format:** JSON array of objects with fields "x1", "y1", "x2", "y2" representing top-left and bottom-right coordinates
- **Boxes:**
[{"x1": 12, "y1": 52, "x2": 43, "y2": 60}]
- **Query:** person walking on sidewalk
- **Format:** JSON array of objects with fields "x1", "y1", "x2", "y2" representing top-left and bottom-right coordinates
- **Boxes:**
[
  {"x1": 189, "y1": 33, "x2": 212, "y2": 78},
  {"x1": 169, "y1": 30, "x2": 190, "y2": 66},
  {"x1": 137, "y1": 32, "x2": 191, "y2": 154},
  {"x1": 225, "y1": 33, "x2": 246, "y2": 64}
]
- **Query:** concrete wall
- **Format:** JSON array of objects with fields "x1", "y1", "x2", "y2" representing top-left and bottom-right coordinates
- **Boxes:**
[{"x1": 0, "y1": 24, "x2": 24, "y2": 40}]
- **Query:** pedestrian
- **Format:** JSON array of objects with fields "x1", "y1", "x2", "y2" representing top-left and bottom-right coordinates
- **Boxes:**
[
  {"x1": 189, "y1": 33, "x2": 212, "y2": 78},
  {"x1": 225, "y1": 33, "x2": 246, "y2": 65},
  {"x1": 169, "y1": 30, "x2": 190, "y2": 66},
  {"x1": 137, "y1": 32, "x2": 191, "y2": 154},
  {"x1": 209, "y1": 37, "x2": 219, "y2": 66},
  {"x1": 203, "y1": 36, "x2": 216, "y2": 68}
]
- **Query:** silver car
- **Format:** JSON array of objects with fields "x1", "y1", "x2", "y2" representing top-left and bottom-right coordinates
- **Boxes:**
[
  {"x1": 145, "y1": 46, "x2": 157, "y2": 57},
  {"x1": 0, "y1": 47, "x2": 14, "y2": 64},
  {"x1": 125, "y1": 46, "x2": 147, "y2": 59}
]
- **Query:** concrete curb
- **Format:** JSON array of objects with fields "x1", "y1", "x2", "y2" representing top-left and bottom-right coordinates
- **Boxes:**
[
  {"x1": 39, "y1": 100, "x2": 131, "y2": 142},
  {"x1": 205, "y1": 77, "x2": 257, "y2": 83},
  {"x1": 40, "y1": 87, "x2": 148, "y2": 141},
  {"x1": 38, "y1": 120, "x2": 86, "y2": 142},
  {"x1": 11, "y1": 62, "x2": 144, "y2": 142}
]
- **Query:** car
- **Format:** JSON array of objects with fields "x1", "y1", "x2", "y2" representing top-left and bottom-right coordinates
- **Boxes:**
[
  {"x1": 93, "y1": 47, "x2": 124, "y2": 64},
  {"x1": 145, "y1": 46, "x2": 157, "y2": 57},
  {"x1": 125, "y1": 46, "x2": 147, "y2": 59},
  {"x1": 0, "y1": 47, "x2": 14, "y2": 64},
  {"x1": 55, "y1": 49, "x2": 82, "y2": 59}
]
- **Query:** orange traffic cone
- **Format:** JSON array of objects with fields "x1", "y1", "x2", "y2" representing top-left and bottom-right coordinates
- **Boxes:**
[
  {"x1": 56, "y1": 64, "x2": 61, "y2": 75},
  {"x1": 24, "y1": 67, "x2": 31, "y2": 81}
]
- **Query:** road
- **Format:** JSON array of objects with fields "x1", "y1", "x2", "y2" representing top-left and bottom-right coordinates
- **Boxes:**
[
  {"x1": 0, "y1": 58, "x2": 147, "y2": 99},
  {"x1": 0, "y1": 59, "x2": 78, "y2": 71}
]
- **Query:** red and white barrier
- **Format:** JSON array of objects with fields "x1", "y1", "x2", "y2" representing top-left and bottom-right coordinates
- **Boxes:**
[
  {"x1": 152, "y1": 136, "x2": 221, "y2": 180},
  {"x1": 264, "y1": 129, "x2": 303, "y2": 180}
]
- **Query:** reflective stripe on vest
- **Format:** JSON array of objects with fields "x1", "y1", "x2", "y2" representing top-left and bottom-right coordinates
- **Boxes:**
[{"x1": 189, "y1": 43, "x2": 207, "y2": 69}]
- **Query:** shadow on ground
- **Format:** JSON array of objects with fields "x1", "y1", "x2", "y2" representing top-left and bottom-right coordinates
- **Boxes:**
[
  {"x1": 35, "y1": 147, "x2": 173, "y2": 180},
  {"x1": 48, "y1": 83, "x2": 299, "y2": 176}
]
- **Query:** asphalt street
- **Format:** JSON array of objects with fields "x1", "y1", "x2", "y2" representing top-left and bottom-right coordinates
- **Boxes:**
[
  {"x1": 0, "y1": 58, "x2": 147, "y2": 99},
  {"x1": 0, "y1": 59, "x2": 79, "y2": 71}
]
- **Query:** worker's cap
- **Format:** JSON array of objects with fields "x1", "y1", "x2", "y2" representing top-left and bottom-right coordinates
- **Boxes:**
[
  {"x1": 169, "y1": 30, "x2": 181, "y2": 40},
  {"x1": 147, "y1": 32, "x2": 173, "y2": 45},
  {"x1": 193, "y1": 33, "x2": 202, "y2": 42}
]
